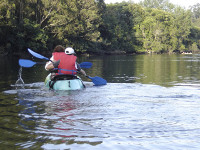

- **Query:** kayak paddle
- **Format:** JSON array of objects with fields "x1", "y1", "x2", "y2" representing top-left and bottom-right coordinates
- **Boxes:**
[
  {"x1": 28, "y1": 48, "x2": 50, "y2": 61},
  {"x1": 79, "y1": 62, "x2": 92, "y2": 68},
  {"x1": 19, "y1": 59, "x2": 60, "y2": 68},
  {"x1": 86, "y1": 76, "x2": 107, "y2": 86},
  {"x1": 19, "y1": 59, "x2": 107, "y2": 85},
  {"x1": 19, "y1": 59, "x2": 92, "y2": 69},
  {"x1": 19, "y1": 59, "x2": 45, "y2": 67}
]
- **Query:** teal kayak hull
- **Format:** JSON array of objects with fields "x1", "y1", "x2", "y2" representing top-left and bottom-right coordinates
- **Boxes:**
[{"x1": 45, "y1": 74, "x2": 85, "y2": 90}]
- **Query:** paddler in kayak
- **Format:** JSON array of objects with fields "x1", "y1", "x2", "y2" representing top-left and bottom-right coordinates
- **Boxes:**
[{"x1": 45, "y1": 45, "x2": 87, "y2": 79}]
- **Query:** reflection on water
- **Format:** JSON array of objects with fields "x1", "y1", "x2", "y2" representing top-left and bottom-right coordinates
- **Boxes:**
[
  {"x1": 78, "y1": 54, "x2": 200, "y2": 86},
  {"x1": 1, "y1": 54, "x2": 200, "y2": 149}
]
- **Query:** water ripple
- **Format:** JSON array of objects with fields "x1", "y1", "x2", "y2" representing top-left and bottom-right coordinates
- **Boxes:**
[{"x1": 2, "y1": 82, "x2": 200, "y2": 149}]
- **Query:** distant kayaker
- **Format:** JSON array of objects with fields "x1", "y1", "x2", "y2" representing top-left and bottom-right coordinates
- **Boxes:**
[{"x1": 45, "y1": 45, "x2": 87, "y2": 77}]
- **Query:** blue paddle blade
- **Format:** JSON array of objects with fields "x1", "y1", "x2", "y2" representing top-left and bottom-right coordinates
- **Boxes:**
[
  {"x1": 28, "y1": 48, "x2": 49, "y2": 60},
  {"x1": 87, "y1": 76, "x2": 107, "y2": 86},
  {"x1": 79, "y1": 62, "x2": 92, "y2": 68},
  {"x1": 19, "y1": 59, "x2": 36, "y2": 67}
]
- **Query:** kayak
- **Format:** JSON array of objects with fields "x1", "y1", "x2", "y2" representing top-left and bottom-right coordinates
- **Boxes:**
[{"x1": 45, "y1": 74, "x2": 85, "y2": 90}]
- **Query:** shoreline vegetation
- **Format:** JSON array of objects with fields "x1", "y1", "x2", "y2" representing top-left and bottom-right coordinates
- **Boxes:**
[{"x1": 0, "y1": 0, "x2": 200, "y2": 56}]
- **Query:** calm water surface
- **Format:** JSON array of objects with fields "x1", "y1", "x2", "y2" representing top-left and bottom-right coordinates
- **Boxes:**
[{"x1": 1, "y1": 54, "x2": 200, "y2": 150}]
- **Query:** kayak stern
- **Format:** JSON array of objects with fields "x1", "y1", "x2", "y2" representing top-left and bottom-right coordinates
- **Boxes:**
[{"x1": 45, "y1": 74, "x2": 85, "y2": 90}]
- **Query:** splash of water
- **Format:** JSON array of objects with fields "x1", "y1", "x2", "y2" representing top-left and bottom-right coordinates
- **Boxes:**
[{"x1": 15, "y1": 66, "x2": 25, "y2": 88}]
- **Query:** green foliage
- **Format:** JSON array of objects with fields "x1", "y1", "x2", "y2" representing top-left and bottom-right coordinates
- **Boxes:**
[
  {"x1": 0, "y1": 0, "x2": 200, "y2": 55},
  {"x1": 188, "y1": 26, "x2": 200, "y2": 50},
  {"x1": 100, "y1": 3, "x2": 144, "y2": 53},
  {"x1": 190, "y1": 42, "x2": 199, "y2": 52},
  {"x1": 40, "y1": 0, "x2": 102, "y2": 52},
  {"x1": 190, "y1": 3, "x2": 200, "y2": 27},
  {"x1": 0, "y1": 0, "x2": 102, "y2": 55}
]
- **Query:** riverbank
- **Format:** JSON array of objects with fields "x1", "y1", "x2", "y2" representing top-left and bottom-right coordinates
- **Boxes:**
[{"x1": 1, "y1": 49, "x2": 198, "y2": 58}]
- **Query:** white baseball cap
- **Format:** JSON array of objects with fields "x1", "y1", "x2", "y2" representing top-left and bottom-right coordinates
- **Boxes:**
[{"x1": 65, "y1": 47, "x2": 75, "y2": 55}]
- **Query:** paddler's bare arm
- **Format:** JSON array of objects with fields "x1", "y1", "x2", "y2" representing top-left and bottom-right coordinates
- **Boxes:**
[
  {"x1": 45, "y1": 59, "x2": 60, "y2": 71},
  {"x1": 76, "y1": 62, "x2": 87, "y2": 76}
]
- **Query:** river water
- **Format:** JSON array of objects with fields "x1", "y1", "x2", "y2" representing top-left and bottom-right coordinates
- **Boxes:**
[{"x1": 1, "y1": 54, "x2": 200, "y2": 150}]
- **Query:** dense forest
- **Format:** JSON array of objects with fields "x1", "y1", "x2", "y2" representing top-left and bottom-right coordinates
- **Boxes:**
[{"x1": 0, "y1": 0, "x2": 200, "y2": 55}]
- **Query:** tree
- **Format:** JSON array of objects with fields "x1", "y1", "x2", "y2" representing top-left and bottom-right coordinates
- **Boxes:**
[
  {"x1": 190, "y1": 3, "x2": 200, "y2": 27},
  {"x1": 190, "y1": 42, "x2": 199, "y2": 53},
  {"x1": 100, "y1": 2, "x2": 144, "y2": 53},
  {"x1": 137, "y1": 8, "x2": 176, "y2": 53},
  {"x1": 189, "y1": 26, "x2": 200, "y2": 52},
  {"x1": 0, "y1": 0, "x2": 199, "y2": 55},
  {"x1": 172, "y1": 7, "x2": 192, "y2": 52},
  {"x1": 41, "y1": 0, "x2": 101, "y2": 52},
  {"x1": 0, "y1": 0, "x2": 102, "y2": 55}
]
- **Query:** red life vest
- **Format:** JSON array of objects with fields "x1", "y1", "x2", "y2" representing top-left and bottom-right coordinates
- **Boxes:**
[{"x1": 53, "y1": 52, "x2": 77, "y2": 75}]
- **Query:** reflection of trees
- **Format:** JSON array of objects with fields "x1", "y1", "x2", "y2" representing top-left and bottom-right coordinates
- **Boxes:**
[
  {"x1": 80, "y1": 55, "x2": 138, "y2": 83},
  {"x1": 21, "y1": 65, "x2": 49, "y2": 83},
  {"x1": 102, "y1": 55, "x2": 137, "y2": 82},
  {"x1": 77, "y1": 56, "x2": 105, "y2": 82},
  {"x1": 80, "y1": 54, "x2": 200, "y2": 86},
  {"x1": 0, "y1": 94, "x2": 34, "y2": 149},
  {"x1": 0, "y1": 57, "x2": 19, "y2": 89},
  {"x1": 20, "y1": 54, "x2": 200, "y2": 87},
  {"x1": 136, "y1": 54, "x2": 200, "y2": 86}
]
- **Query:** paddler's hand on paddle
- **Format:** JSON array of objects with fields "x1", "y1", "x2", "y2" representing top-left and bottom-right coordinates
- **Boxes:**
[
  {"x1": 45, "y1": 61, "x2": 54, "y2": 71},
  {"x1": 45, "y1": 60, "x2": 60, "y2": 71},
  {"x1": 80, "y1": 69, "x2": 87, "y2": 76}
]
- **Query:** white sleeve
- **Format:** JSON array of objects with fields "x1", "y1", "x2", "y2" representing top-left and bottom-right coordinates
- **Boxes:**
[{"x1": 45, "y1": 56, "x2": 54, "y2": 70}]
